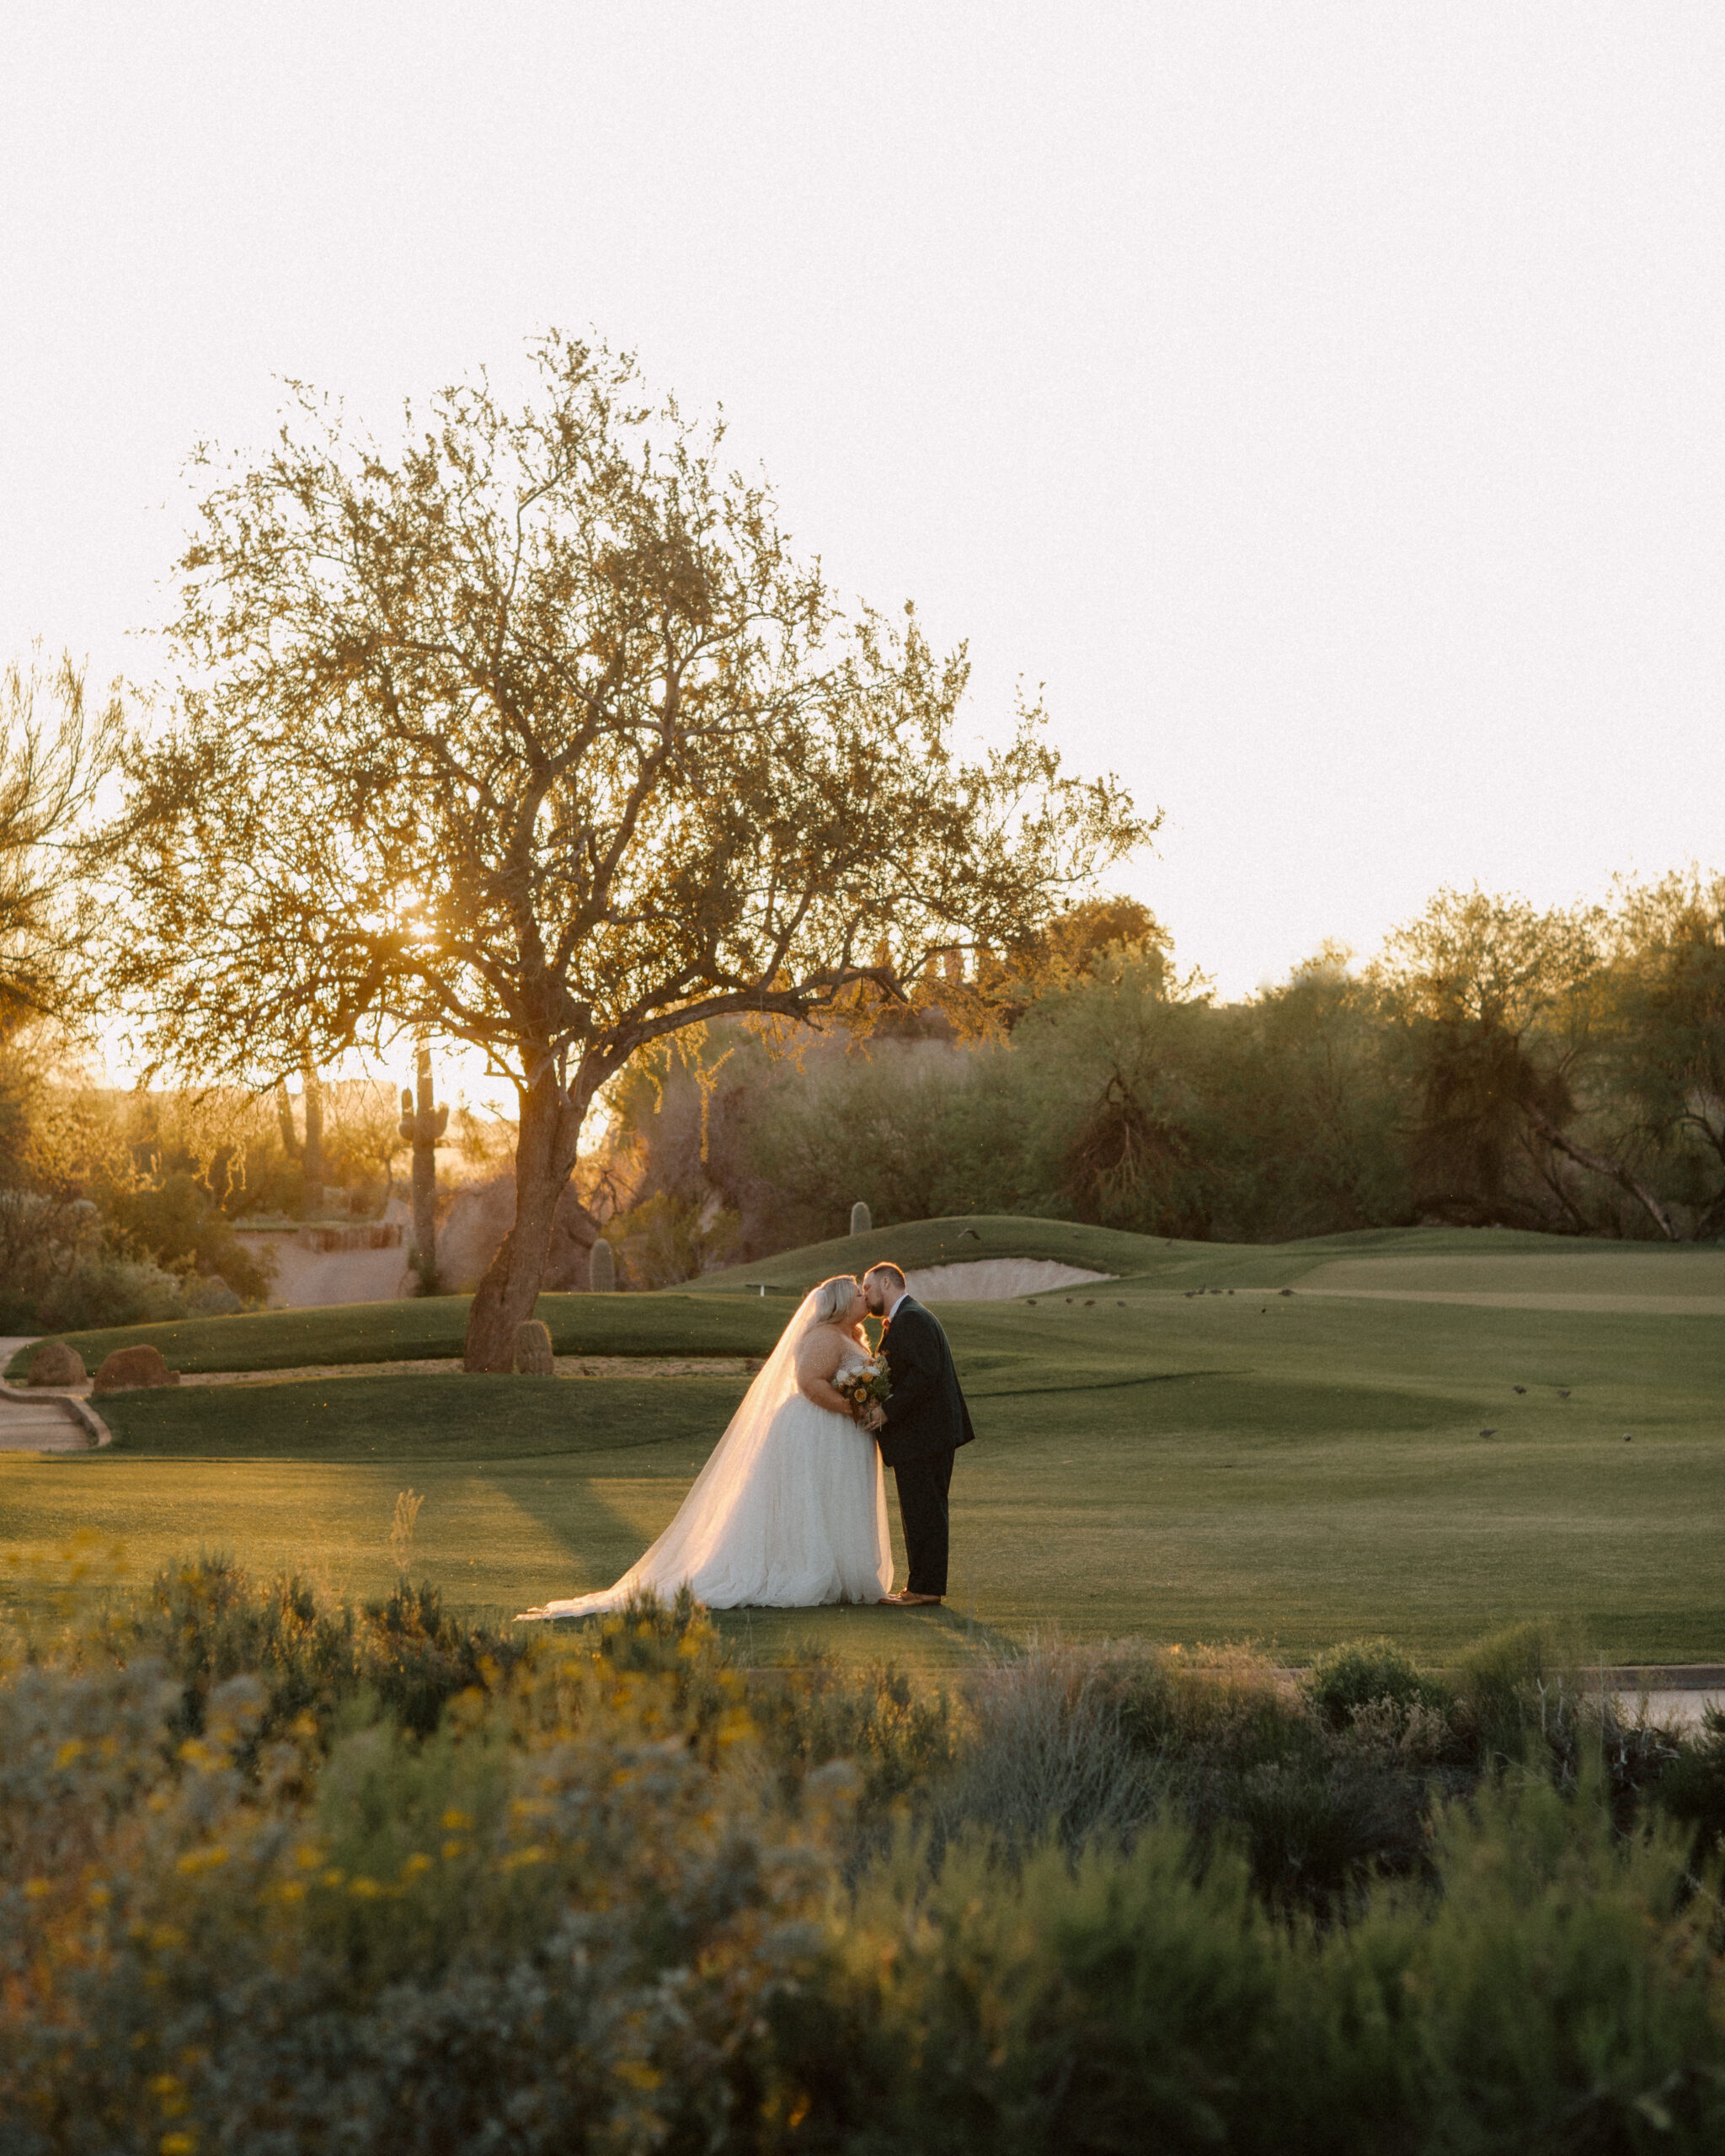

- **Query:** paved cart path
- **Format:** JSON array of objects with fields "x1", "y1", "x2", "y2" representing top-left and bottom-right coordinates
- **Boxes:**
[{"x1": 0, "y1": 1337, "x2": 109, "y2": 1452}]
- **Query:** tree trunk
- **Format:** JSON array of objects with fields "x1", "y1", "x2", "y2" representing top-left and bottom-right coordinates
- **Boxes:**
[
  {"x1": 301, "y1": 1066, "x2": 324, "y2": 1219},
  {"x1": 275, "y1": 1080, "x2": 301, "y2": 1161},
  {"x1": 462, "y1": 1072, "x2": 585, "y2": 1371},
  {"x1": 1525, "y1": 1108, "x2": 1680, "y2": 1241}
]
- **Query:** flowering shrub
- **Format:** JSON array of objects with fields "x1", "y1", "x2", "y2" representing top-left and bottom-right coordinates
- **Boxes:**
[
  {"x1": 3, "y1": 1583, "x2": 835, "y2": 2153},
  {"x1": 3, "y1": 1568, "x2": 1725, "y2": 2153}
]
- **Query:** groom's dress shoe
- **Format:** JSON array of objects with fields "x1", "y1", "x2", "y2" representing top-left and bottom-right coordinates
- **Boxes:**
[{"x1": 881, "y1": 1591, "x2": 943, "y2": 1607}]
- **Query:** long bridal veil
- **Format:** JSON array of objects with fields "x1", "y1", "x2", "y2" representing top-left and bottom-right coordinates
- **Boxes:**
[{"x1": 518, "y1": 1290, "x2": 828, "y2": 1620}]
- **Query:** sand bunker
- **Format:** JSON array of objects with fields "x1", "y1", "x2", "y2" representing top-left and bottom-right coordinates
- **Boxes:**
[{"x1": 902, "y1": 1259, "x2": 1114, "y2": 1300}]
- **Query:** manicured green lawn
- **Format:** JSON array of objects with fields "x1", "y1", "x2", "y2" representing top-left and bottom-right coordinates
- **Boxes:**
[
  {"x1": 6, "y1": 1238, "x2": 1722, "y2": 1666},
  {"x1": 18, "y1": 1217, "x2": 1719, "y2": 1382},
  {"x1": 4, "y1": 1293, "x2": 789, "y2": 1380}
]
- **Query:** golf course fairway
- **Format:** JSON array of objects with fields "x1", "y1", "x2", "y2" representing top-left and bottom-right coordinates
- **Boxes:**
[{"x1": 3, "y1": 1221, "x2": 1720, "y2": 1666}]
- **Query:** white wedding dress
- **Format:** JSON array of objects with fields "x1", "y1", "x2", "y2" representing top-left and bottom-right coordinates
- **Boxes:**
[{"x1": 518, "y1": 1291, "x2": 892, "y2": 1616}]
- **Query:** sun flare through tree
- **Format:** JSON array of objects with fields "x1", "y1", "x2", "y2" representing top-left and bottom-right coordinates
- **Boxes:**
[{"x1": 104, "y1": 334, "x2": 1152, "y2": 1366}]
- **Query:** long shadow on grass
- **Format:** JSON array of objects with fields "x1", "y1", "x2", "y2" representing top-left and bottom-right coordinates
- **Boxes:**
[
  {"x1": 966, "y1": 1364, "x2": 1240, "y2": 1401},
  {"x1": 87, "y1": 1373, "x2": 754, "y2": 1464},
  {"x1": 89, "y1": 1374, "x2": 751, "y2": 1615}
]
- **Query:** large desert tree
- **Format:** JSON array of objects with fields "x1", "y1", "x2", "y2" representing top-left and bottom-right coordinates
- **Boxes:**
[
  {"x1": 1375, "y1": 886, "x2": 1678, "y2": 1238},
  {"x1": 106, "y1": 336, "x2": 1150, "y2": 1366},
  {"x1": 0, "y1": 644, "x2": 121, "y2": 1026},
  {"x1": 1599, "y1": 868, "x2": 1725, "y2": 1235}
]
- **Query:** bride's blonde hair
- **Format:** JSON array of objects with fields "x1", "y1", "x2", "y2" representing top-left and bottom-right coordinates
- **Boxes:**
[{"x1": 809, "y1": 1274, "x2": 860, "y2": 1325}]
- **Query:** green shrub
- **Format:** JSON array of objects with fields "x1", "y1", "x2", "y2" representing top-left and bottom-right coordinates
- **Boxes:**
[
  {"x1": 904, "y1": 1642, "x2": 1451, "y2": 1918},
  {"x1": 927, "y1": 1642, "x2": 1171, "y2": 1860},
  {"x1": 34, "y1": 1247, "x2": 186, "y2": 1331},
  {"x1": 1, "y1": 1605, "x2": 814, "y2": 2155},
  {"x1": 1306, "y1": 1635, "x2": 1454, "y2": 1732},
  {"x1": 785, "y1": 1825, "x2": 1296, "y2": 2153},
  {"x1": 610, "y1": 1190, "x2": 742, "y2": 1288},
  {"x1": 102, "y1": 1170, "x2": 274, "y2": 1305},
  {"x1": 8, "y1": 1577, "x2": 1725, "y2": 2153},
  {"x1": 1452, "y1": 1617, "x2": 1578, "y2": 1764},
  {"x1": 749, "y1": 1647, "x2": 959, "y2": 1830},
  {"x1": 1658, "y1": 1705, "x2": 1725, "y2": 1872},
  {"x1": 88, "y1": 1556, "x2": 535, "y2": 1763},
  {"x1": 776, "y1": 1775, "x2": 1725, "y2": 2154}
]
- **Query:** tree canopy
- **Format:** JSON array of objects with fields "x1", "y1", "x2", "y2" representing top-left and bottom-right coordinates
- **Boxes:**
[
  {"x1": 104, "y1": 334, "x2": 1151, "y2": 1364},
  {"x1": 0, "y1": 643, "x2": 120, "y2": 1028}
]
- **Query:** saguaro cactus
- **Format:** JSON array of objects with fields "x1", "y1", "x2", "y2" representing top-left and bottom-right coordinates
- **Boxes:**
[
  {"x1": 276, "y1": 1069, "x2": 325, "y2": 1218},
  {"x1": 398, "y1": 1043, "x2": 449, "y2": 1294},
  {"x1": 514, "y1": 1319, "x2": 554, "y2": 1374},
  {"x1": 851, "y1": 1200, "x2": 872, "y2": 1235},
  {"x1": 589, "y1": 1237, "x2": 616, "y2": 1294}
]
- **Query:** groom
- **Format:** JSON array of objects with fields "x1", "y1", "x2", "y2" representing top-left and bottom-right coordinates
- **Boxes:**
[{"x1": 861, "y1": 1262, "x2": 976, "y2": 1607}]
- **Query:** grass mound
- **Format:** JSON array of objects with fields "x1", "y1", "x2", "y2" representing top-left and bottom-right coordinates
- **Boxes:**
[
  {"x1": 15, "y1": 1218, "x2": 1722, "y2": 1382},
  {"x1": 6, "y1": 1290, "x2": 788, "y2": 1380},
  {"x1": 686, "y1": 1211, "x2": 1187, "y2": 1290},
  {"x1": 691, "y1": 1213, "x2": 1725, "y2": 1298}
]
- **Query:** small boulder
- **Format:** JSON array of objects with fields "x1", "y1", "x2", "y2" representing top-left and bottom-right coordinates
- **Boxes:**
[
  {"x1": 92, "y1": 1344, "x2": 180, "y2": 1396},
  {"x1": 26, "y1": 1341, "x2": 87, "y2": 1388},
  {"x1": 513, "y1": 1320, "x2": 555, "y2": 1376}
]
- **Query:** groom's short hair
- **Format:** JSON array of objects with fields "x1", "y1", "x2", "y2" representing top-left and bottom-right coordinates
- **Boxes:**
[{"x1": 866, "y1": 1262, "x2": 906, "y2": 1292}]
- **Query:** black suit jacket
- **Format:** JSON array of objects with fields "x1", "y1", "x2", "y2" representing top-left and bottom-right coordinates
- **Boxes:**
[{"x1": 875, "y1": 1295, "x2": 977, "y2": 1468}]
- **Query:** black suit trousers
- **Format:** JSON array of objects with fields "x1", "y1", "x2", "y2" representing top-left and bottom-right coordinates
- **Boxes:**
[{"x1": 893, "y1": 1449, "x2": 955, "y2": 1597}]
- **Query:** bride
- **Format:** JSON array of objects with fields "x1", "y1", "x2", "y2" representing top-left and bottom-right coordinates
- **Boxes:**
[{"x1": 518, "y1": 1274, "x2": 892, "y2": 1616}]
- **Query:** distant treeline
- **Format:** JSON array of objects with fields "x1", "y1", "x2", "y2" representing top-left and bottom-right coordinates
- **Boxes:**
[{"x1": 601, "y1": 873, "x2": 1725, "y2": 1277}]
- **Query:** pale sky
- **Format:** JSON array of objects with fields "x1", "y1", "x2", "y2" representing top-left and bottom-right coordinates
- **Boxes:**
[{"x1": 4, "y1": 2, "x2": 1723, "y2": 1009}]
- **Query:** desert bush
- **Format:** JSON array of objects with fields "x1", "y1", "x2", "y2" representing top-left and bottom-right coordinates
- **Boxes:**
[
  {"x1": 779, "y1": 1773, "x2": 1725, "y2": 2155},
  {"x1": 745, "y1": 1040, "x2": 1039, "y2": 1232},
  {"x1": 749, "y1": 1649, "x2": 959, "y2": 1832},
  {"x1": 8, "y1": 1581, "x2": 1725, "y2": 2153},
  {"x1": 35, "y1": 1245, "x2": 186, "y2": 1331},
  {"x1": 1305, "y1": 1626, "x2": 1692, "y2": 1851},
  {"x1": 1305, "y1": 1635, "x2": 1455, "y2": 1732},
  {"x1": 0, "y1": 1185, "x2": 94, "y2": 1315},
  {"x1": 1, "y1": 1614, "x2": 823, "y2": 2154},
  {"x1": 1658, "y1": 1705, "x2": 1725, "y2": 1872},
  {"x1": 81, "y1": 1557, "x2": 536, "y2": 1765},
  {"x1": 102, "y1": 1168, "x2": 272, "y2": 1303},
  {"x1": 905, "y1": 1641, "x2": 1451, "y2": 1917},
  {"x1": 927, "y1": 1641, "x2": 1171, "y2": 1860},
  {"x1": 0, "y1": 1172, "x2": 261, "y2": 1329},
  {"x1": 609, "y1": 1189, "x2": 742, "y2": 1288},
  {"x1": 1450, "y1": 1616, "x2": 1582, "y2": 1764}
]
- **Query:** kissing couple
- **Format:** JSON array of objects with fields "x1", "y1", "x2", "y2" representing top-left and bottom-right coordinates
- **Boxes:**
[{"x1": 520, "y1": 1262, "x2": 977, "y2": 1617}]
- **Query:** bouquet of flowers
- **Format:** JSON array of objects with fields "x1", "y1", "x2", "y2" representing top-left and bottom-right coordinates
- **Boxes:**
[{"x1": 837, "y1": 1358, "x2": 892, "y2": 1422}]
